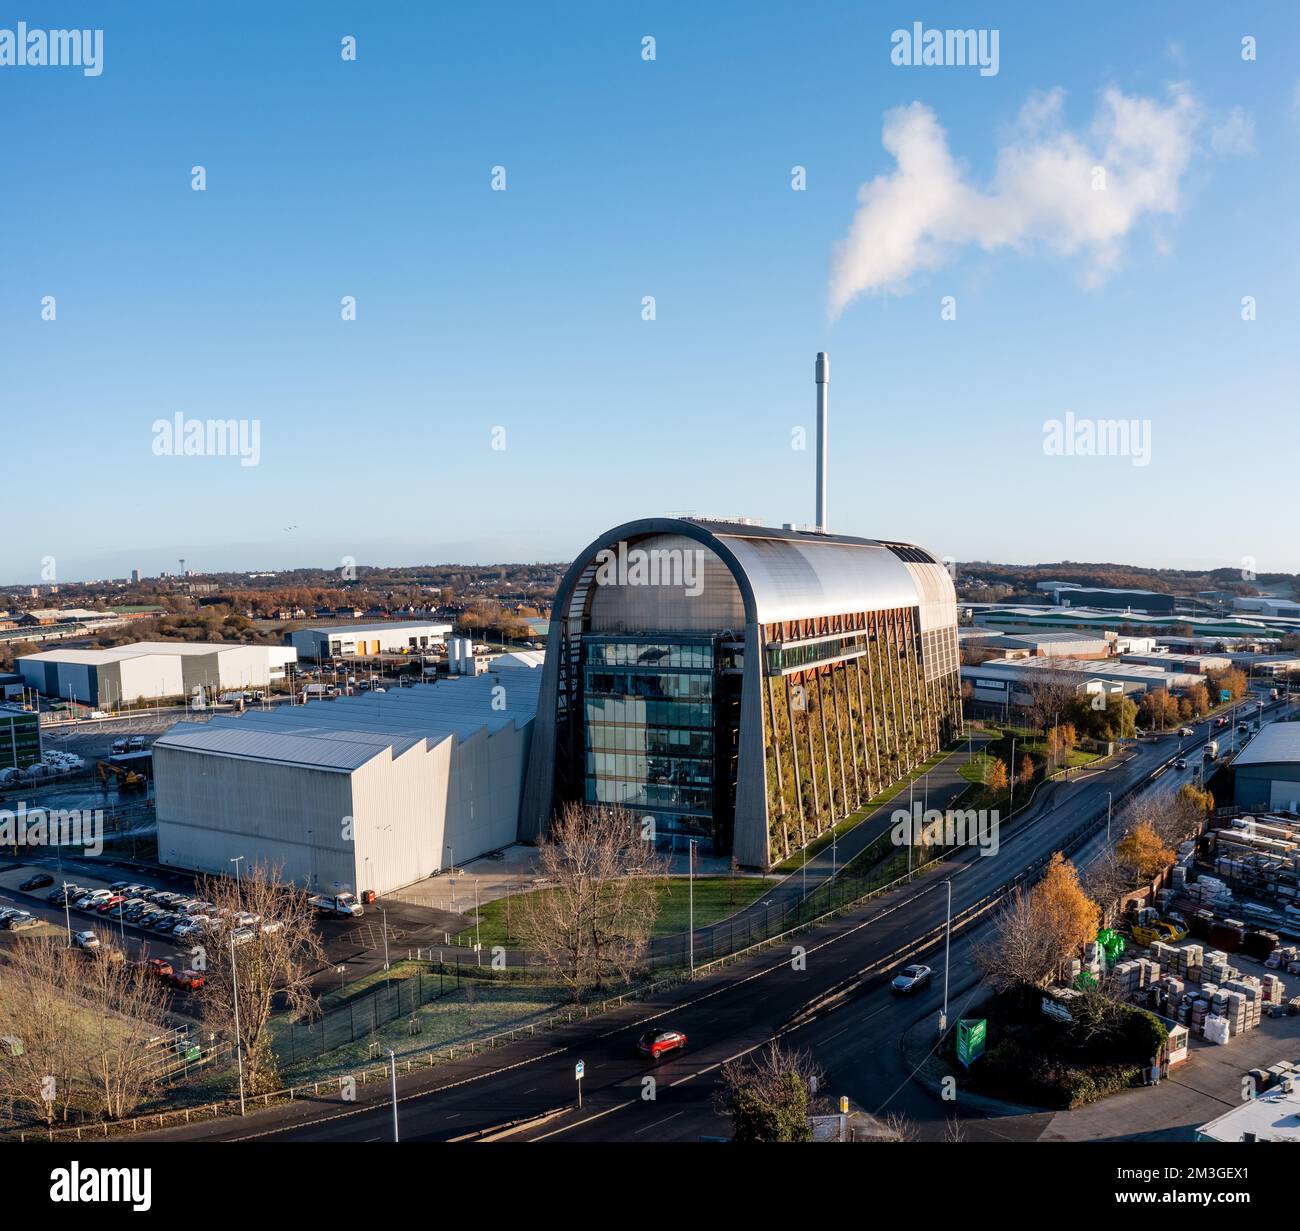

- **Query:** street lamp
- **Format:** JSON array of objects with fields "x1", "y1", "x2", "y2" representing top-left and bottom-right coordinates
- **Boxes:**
[
  {"x1": 378, "y1": 905, "x2": 391, "y2": 973},
  {"x1": 940, "y1": 878, "x2": 952, "y2": 1035},
  {"x1": 229, "y1": 930, "x2": 246, "y2": 1117},
  {"x1": 688, "y1": 838, "x2": 697, "y2": 974},
  {"x1": 62, "y1": 881, "x2": 72, "y2": 946},
  {"x1": 387, "y1": 1048, "x2": 399, "y2": 1142},
  {"x1": 229, "y1": 855, "x2": 244, "y2": 888}
]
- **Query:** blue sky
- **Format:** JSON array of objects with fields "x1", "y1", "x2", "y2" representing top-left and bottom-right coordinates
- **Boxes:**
[{"x1": 2, "y1": 1, "x2": 1297, "y2": 583}]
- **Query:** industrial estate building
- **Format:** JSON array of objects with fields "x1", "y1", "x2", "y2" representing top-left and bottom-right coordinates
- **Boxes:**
[
  {"x1": 1232, "y1": 724, "x2": 1300, "y2": 814},
  {"x1": 960, "y1": 655, "x2": 1207, "y2": 710},
  {"x1": 153, "y1": 667, "x2": 541, "y2": 894},
  {"x1": 520, "y1": 516, "x2": 962, "y2": 869},
  {"x1": 288, "y1": 621, "x2": 453, "y2": 661},
  {"x1": 17, "y1": 642, "x2": 298, "y2": 706}
]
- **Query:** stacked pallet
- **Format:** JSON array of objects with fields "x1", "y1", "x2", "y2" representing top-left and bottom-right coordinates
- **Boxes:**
[
  {"x1": 1111, "y1": 958, "x2": 1162, "y2": 999},
  {"x1": 1185, "y1": 877, "x2": 1233, "y2": 911},
  {"x1": 1266, "y1": 945, "x2": 1300, "y2": 975}
]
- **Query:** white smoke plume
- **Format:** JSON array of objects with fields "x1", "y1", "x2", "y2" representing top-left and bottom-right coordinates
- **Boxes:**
[{"x1": 828, "y1": 86, "x2": 1201, "y2": 317}]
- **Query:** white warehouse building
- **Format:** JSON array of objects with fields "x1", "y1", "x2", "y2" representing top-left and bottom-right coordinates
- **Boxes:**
[
  {"x1": 288, "y1": 621, "x2": 453, "y2": 661},
  {"x1": 152, "y1": 667, "x2": 541, "y2": 896},
  {"x1": 18, "y1": 642, "x2": 299, "y2": 707}
]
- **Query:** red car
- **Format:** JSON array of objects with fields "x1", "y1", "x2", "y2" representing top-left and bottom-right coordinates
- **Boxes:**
[
  {"x1": 637, "y1": 1029, "x2": 687, "y2": 1061},
  {"x1": 96, "y1": 894, "x2": 127, "y2": 914},
  {"x1": 147, "y1": 958, "x2": 174, "y2": 979},
  {"x1": 168, "y1": 969, "x2": 205, "y2": 991}
]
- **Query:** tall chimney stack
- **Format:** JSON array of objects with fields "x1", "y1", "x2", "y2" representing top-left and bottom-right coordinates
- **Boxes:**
[{"x1": 815, "y1": 351, "x2": 829, "y2": 531}]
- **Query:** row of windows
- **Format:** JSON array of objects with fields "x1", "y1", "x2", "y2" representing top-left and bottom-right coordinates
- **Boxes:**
[
  {"x1": 585, "y1": 751, "x2": 713, "y2": 786},
  {"x1": 586, "y1": 778, "x2": 713, "y2": 811},
  {"x1": 586, "y1": 725, "x2": 715, "y2": 757},
  {"x1": 584, "y1": 698, "x2": 714, "y2": 728},
  {"x1": 765, "y1": 633, "x2": 869, "y2": 674},
  {"x1": 585, "y1": 641, "x2": 714, "y2": 669},
  {"x1": 585, "y1": 670, "x2": 713, "y2": 701}
]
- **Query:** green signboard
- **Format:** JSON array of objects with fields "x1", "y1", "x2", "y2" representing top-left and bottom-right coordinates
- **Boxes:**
[
  {"x1": 956, "y1": 1018, "x2": 987, "y2": 1068},
  {"x1": 1220, "y1": 689, "x2": 1232, "y2": 702}
]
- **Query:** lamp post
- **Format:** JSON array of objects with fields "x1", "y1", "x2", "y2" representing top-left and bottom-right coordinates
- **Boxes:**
[
  {"x1": 688, "y1": 838, "x2": 697, "y2": 974},
  {"x1": 229, "y1": 855, "x2": 244, "y2": 888},
  {"x1": 940, "y1": 878, "x2": 952, "y2": 1035},
  {"x1": 387, "y1": 1048, "x2": 399, "y2": 1142},
  {"x1": 62, "y1": 881, "x2": 72, "y2": 946},
  {"x1": 230, "y1": 930, "x2": 246, "y2": 1117}
]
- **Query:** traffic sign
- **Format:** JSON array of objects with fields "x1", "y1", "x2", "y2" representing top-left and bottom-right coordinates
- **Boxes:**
[{"x1": 575, "y1": 1060, "x2": 584, "y2": 1079}]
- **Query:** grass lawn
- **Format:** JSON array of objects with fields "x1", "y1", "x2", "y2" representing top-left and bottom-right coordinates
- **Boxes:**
[{"x1": 453, "y1": 875, "x2": 775, "y2": 948}]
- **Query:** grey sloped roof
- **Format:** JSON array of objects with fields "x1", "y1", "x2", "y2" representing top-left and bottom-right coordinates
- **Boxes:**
[
  {"x1": 1234, "y1": 722, "x2": 1300, "y2": 769},
  {"x1": 153, "y1": 673, "x2": 542, "y2": 771}
]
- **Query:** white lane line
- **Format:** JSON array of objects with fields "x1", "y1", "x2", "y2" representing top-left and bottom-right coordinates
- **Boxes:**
[{"x1": 634, "y1": 1110, "x2": 684, "y2": 1136}]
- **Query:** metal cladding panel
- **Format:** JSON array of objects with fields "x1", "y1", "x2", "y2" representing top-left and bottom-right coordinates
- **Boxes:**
[
  {"x1": 904, "y1": 561, "x2": 959, "y2": 633},
  {"x1": 350, "y1": 741, "x2": 446, "y2": 895},
  {"x1": 587, "y1": 534, "x2": 745, "y2": 633},
  {"x1": 443, "y1": 720, "x2": 534, "y2": 870},
  {"x1": 716, "y1": 533, "x2": 921, "y2": 624},
  {"x1": 115, "y1": 654, "x2": 185, "y2": 701},
  {"x1": 153, "y1": 743, "x2": 360, "y2": 890},
  {"x1": 732, "y1": 623, "x2": 771, "y2": 868}
]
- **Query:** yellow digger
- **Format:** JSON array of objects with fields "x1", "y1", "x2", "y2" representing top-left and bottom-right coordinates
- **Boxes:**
[
  {"x1": 97, "y1": 761, "x2": 146, "y2": 791},
  {"x1": 1131, "y1": 906, "x2": 1188, "y2": 947}
]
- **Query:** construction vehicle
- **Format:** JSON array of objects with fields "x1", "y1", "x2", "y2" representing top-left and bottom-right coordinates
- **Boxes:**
[
  {"x1": 1130, "y1": 906, "x2": 1188, "y2": 947},
  {"x1": 97, "y1": 761, "x2": 146, "y2": 791}
]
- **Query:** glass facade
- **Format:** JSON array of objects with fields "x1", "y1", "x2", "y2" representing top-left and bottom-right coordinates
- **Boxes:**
[
  {"x1": 0, "y1": 710, "x2": 42, "y2": 770},
  {"x1": 581, "y1": 637, "x2": 719, "y2": 853}
]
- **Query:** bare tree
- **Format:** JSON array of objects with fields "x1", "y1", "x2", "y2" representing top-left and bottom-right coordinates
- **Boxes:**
[
  {"x1": 1024, "y1": 660, "x2": 1080, "y2": 741},
  {"x1": 1082, "y1": 847, "x2": 1135, "y2": 926},
  {"x1": 973, "y1": 886, "x2": 1060, "y2": 990},
  {"x1": 192, "y1": 863, "x2": 325, "y2": 1095},
  {"x1": 517, "y1": 803, "x2": 669, "y2": 1001},
  {"x1": 0, "y1": 932, "x2": 168, "y2": 1125}
]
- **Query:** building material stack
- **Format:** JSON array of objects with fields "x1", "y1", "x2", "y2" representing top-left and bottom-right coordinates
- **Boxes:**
[{"x1": 1266, "y1": 944, "x2": 1300, "y2": 976}]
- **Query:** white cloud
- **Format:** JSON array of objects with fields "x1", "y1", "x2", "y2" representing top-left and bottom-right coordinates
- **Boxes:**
[
  {"x1": 1209, "y1": 105, "x2": 1255, "y2": 155},
  {"x1": 828, "y1": 86, "x2": 1200, "y2": 317}
]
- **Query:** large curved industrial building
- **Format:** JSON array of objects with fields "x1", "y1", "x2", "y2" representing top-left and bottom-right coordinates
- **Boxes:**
[{"x1": 520, "y1": 516, "x2": 962, "y2": 869}]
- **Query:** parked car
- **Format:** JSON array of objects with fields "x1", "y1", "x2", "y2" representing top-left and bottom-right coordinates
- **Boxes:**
[
  {"x1": 19, "y1": 872, "x2": 54, "y2": 891},
  {"x1": 7, "y1": 913, "x2": 42, "y2": 931},
  {"x1": 0, "y1": 908, "x2": 23, "y2": 925},
  {"x1": 891, "y1": 964, "x2": 932, "y2": 993},
  {"x1": 637, "y1": 1029, "x2": 688, "y2": 1061},
  {"x1": 73, "y1": 930, "x2": 100, "y2": 950},
  {"x1": 168, "y1": 969, "x2": 205, "y2": 991},
  {"x1": 147, "y1": 958, "x2": 175, "y2": 979},
  {"x1": 96, "y1": 895, "x2": 127, "y2": 914}
]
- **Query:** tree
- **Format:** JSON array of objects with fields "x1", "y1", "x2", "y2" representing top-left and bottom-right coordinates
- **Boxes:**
[
  {"x1": 0, "y1": 933, "x2": 168, "y2": 1125},
  {"x1": 516, "y1": 803, "x2": 669, "y2": 1001},
  {"x1": 1017, "y1": 754, "x2": 1035, "y2": 787},
  {"x1": 974, "y1": 886, "x2": 1060, "y2": 990},
  {"x1": 714, "y1": 1043, "x2": 826, "y2": 1142},
  {"x1": 1025, "y1": 661, "x2": 1080, "y2": 737},
  {"x1": 1032, "y1": 852, "x2": 1100, "y2": 977},
  {"x1": 1082, "y1": 847, "x2": 1136, "y2": 925},
  {"x1": 1117, "y1": 821, "x2": 1174, "y2": 883},
  {"x1": 193, "y1": 864, "x2": 326, "y2": 1095},
  {"x1": 984, "y1": 757, "x2": 1009, "y2": 791}
]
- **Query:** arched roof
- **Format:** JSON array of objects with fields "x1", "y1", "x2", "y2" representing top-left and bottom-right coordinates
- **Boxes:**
[{"x1": 553, "y1": 517, "x2": 956, "y2": 628}]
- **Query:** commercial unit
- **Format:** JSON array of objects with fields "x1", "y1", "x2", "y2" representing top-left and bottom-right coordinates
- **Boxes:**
[
  {"x1": 1050, "y1": 586, "x2": 1177, "y2": 614},
  {"x1": 961, "y1": 655, "x2": 1204, "y2": 709},
  {"x1": 17, "y1": 642, "x2": 298, "y2": 706},
  {"x1": 17, "y1": 648, "x2": 186, "y2": 706},
  {"x1": 0, "y1": 705, "x2": 41, "y2": 770},
  {"x1": 288, "y1": 621, "x2": 453, "y2": 661},
  {"x1": 153, "y1": 667, "x2": 541, "y2": 895},
  {"x1": 1234, "y1": 596, "x2": 1300, "y2": 619},
  {"x1": 520, "y1": 516, "x2": 962, "y2": 868},
  {"x1": 1121, "y1": 652, "x2": 1232, "y2": 674},
  {"x1": 1233, "y1": 724, "x2": 1300, "y2": 814}
]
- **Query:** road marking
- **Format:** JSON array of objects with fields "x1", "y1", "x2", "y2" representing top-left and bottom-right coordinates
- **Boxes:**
[{"x1": 634, "y1": 1110, "x2": 683, "y2": 1135}]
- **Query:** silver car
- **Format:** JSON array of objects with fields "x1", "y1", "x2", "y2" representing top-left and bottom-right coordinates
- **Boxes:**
[{"x1": 891, "y1": 964, "x2": 932, "y2": 993}]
